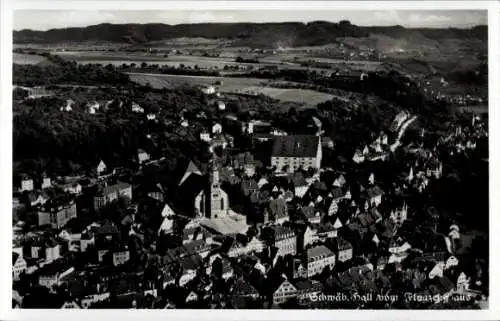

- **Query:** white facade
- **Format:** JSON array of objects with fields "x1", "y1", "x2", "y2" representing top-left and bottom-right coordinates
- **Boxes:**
[
  {"x1": 303, "y1": 226, "x2": 318, "y2": 248},
  {"x1": 273, "y1": 280, "x2": 297, "y2": 305},
  {"x1": 307, "y1": 247, "x2": 336, "y2": 277},
  {"x1": 13, "y1": 256, "x2": 27, "y2": 279},
  {"x1": 21, "y1": 179, "x2": 34, "y2": 192},
  {"x1": 97, "y1": 161, "x2": 107, "y2": 175},
  {"x1": 42, "y1": 177, "x2": 51, "y2": 189},
  {"x1": 338, "y1": 248, "x2": 353, "y2": 262},
  {"x1": 275, "y1": 234, "x2": 297, "y2": 257},
  {"x1": 112, "y1": 250, "x2": 130, "y2": 266},
  {"x1": 271, "y1": 138, "x2": 322, "y2": 173}
]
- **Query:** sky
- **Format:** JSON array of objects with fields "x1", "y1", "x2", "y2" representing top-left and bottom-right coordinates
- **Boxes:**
[{"x1": 13, "y1": 10, "x2": 487, "y2": 31}]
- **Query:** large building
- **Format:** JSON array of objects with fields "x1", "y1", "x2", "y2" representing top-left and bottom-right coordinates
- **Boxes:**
[
  {"x1": 306, "y1": 245, "x2": 336, "y2": 277},
  {"x1": 38, "y1": 199, "x2": 77, "y2": 229},
  {"x1": 269, "y1": 225, "x2": 297, "y2": 257},
  {"x1": 94, "y1": 182, "x2": 132, "y2": 211},
  {"x1": 271, "y1": 135, "x2": 322, "y2": 173}
]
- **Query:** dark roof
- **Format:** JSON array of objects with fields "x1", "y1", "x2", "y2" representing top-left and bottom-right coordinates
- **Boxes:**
[
  {"x1": 269, "y1": 198, "x2": 288, "y2": 220},
  {"x1": 175, "y1": 173, "x2": 207, "y2": 211},
  {"x1": 272, "y1": 225, "x2": 295, "y2": 241},
  {"x1": 307, "y1": 245, "x2": 334, "y2": 259},
  {"x1": 232, "y1": 278, "x2": 259, "y2": 296},
  {"x1": 13, "y1": 252, "x2": 19, "y2": 265},
  {"x1": 366, "y1": 185, "x2": 384, "y2": 198},
  {"x1": 271, "y1": 135, "x2": 319, "y2": 157},
  {"x1": 100, "y1": 181, "x2": 131, "y2": 197},
  {"x1": 293, "y1": 279, "x2": 323, "y2": 292},
  {"x1": 95, "y1": 222, "x2": 120, "y2": 236},
  {"x1": 331, "y1": 187, "x2": 344, "y2": 199}
]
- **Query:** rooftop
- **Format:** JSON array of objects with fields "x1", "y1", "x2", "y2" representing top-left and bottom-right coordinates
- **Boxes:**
[
  {"x1": 271, "y1": 135, "x2": 319, "y2": 158},
  {"x1": 307, "y1": 245, "x2": 334, "y2": 259}
]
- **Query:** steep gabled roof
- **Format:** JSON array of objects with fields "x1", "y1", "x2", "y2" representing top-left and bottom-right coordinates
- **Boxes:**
[
  {"x1": 179, "y1": 161, "x2": 202, "y2": 186},
  {"x1": 232, "y1": 278, "x2": 259, "y2": 296}
]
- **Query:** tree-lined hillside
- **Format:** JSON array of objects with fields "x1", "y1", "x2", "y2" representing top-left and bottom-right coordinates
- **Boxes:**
[{"x1": 13, "y1": 21, "x2": 487, "y2": 46}]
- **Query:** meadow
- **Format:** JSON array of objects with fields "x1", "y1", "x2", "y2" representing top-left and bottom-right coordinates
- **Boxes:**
[
  {"x1": 128, "y1": 72, "x2": 334, "y2": 107},
  {"x1": 13, "y1": 53, "x2": 48, "y2": 65}
]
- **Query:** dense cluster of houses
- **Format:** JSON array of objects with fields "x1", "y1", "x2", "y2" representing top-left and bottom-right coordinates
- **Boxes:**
[{"x1": 12, "y1": 92, "x2": 488, "y2": 309}]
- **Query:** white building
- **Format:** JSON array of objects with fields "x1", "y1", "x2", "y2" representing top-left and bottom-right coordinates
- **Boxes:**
[
  {"x1": 271, "y1": 135, "x2": 322, "y2": 173},
  {"x1": 306, "y1": 245, "x2": 336, "y2": 277}
]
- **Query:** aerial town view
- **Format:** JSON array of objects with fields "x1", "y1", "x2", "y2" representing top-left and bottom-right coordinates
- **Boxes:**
[{"x1": 10, "y1": 9, "x2": 489, "y2": 310}]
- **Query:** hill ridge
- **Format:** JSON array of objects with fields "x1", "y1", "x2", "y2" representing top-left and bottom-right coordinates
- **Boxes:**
[{"x1": 13, "y1": 21, "x2": 487, "y2": 47}]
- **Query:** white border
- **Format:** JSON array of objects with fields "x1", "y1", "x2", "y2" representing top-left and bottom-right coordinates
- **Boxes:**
[{"x1": 1, "y1": 1, "x2": 499, "y2": 321}]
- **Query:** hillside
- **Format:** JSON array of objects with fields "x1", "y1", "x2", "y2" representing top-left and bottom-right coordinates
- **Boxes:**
[{"x1": 13, "y1": 21, "x2": 487, "y2": 47}]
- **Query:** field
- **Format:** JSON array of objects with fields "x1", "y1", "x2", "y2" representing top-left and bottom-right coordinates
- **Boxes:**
[
  {"x1": 13, "y1": 53, "x2": 48, "y2": 65},
  {"x1": 55, "y1": 51, "x2": 278, "y2": 70},
  {"x1": 235, "y1": 86, "x2": 335, "y2": 106},
  {"x1": 128, "y1": 72, "x2": 334, "y2": 106},
  {"x1": 128, "y1": 72, "x2": 266, "y2": 89}
]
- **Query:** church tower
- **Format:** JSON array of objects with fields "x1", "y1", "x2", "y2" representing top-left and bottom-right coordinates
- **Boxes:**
[
  {"x1": 208, "y1": 161, "x2": 229, "y2": 219},
  {"x1": 196, "y1": 155, "x2": 230, "y2": 219}
]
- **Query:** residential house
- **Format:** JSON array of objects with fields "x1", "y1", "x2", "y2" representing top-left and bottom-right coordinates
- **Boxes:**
[
  {"x1": 271, "y1": 135, "x2": 322, "y2": 172},
  {"x1": 333, "y1": 174, "x2": 346, "y2": 187},
  {"x1": 212, "y1": 123, "x2": 223, "y2": 134},
  {"x1": 267, "y1": 225, "x2": 297, "y2": 257},
  {"x1": 294, "y1": 280, "x2": 323, "y2": 305},
  {"x1": 94, "y1": 182, "x2": 132, "y2": 211},
  {"x1": 61, "y1": 300, "x2": 81, "y2": 309},
  {"x1": 390, "y1": 202, "x2": 408, "y2": 226},
  {"x1": 426, "y1": 158, "x2": 443, "y2": 179},
  {"x1": 313, "y1": 222, "x2": 338, "y2": 240},
  {"x1": 272, "y1": 279, "x2": 297, "y2": 306},
  {"x1": 217, "y1": 101, "x2": 226, "y2": 110},
  {"x1": 112, "y1": 248, "x2": 131, "y2": 266},
  {"x1": 335, "y1": 238, "x2": 353, "y2": 262},
  {"x1": 290, "y1": 258, "x2": 307, "y2": 280},
  {"x1": 267, "y1": 197, "x2": 289, "y2": 224},
  {"x1": 41, "y1": 175, "x2": 51, "y2": 189},
  {"x1": 201, "y1": 85, "x2": 216, "y2": 95},
  {"x1": 38, "y1": 263, "x2": 75, "y2": 289},
  {"x1": 352, "y1": 149, "x2": 365, "y2": 163},
  {"x1": 63, "y1": 182, "x2": 82, "y2": 195},
  {"x1": 200, "y1": 131, "x2": 211, "y2": 142},
  {"x1": 12, "y1": 253, "x2": 27, "y2": 279},
  {"x1": 97, "y1": 160, "x2": 107, "y2": 176},
  {"x1": 303, "y1": 225, "x2": 318, "y2": 249},
  {"x1": 241, "y1": 178, "x2": 258, "y2": 197},
  {"x1": 227, "y1": 237, "x2": 264, "y2": 258},
  {"x1": 364, "y1": 185, "x2": 384, "y2": 206},
  {"x1": 327, "y1": 187, "x2": 346, "y2": 215},
  {"x1": 159, "y1": 211, "x2": 175, "y2": 236},
  {"x1": 44, "y1": 241, "x2": 62, "y2": 262},
  {"x1": 137, "y1": 149, "x2": 150, "y2": 164},
  {"x1": 185, "y1": 239, "x2": 212, "y2": 258},
  {"x1": 306, "y1": 245, "x2": 336, "y2": 277},
  {"x1": 185, "y1": 291, "x2": 199, "y2": 303},
  {"x1": 231, "y1": 278, "x2": 259, "y2": 299},
  {"x1": 456, "y1": 272, "x2": 471, "y2": 292},
  {"x1": 20, "y1": 176, "x2": 34, "y2": 192},
  {"x1": 27, "y1": 191, "x2": 48, "y2": 207},
  {"x1": 131, "y1": 102, "x2": 144, "y2": 113},
  {"x1": 80, "y1": 233, "x2": 95, "y2": 252},
  {"x1": 37, "y1": 198, "x2": 77, "y2": 229}
]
